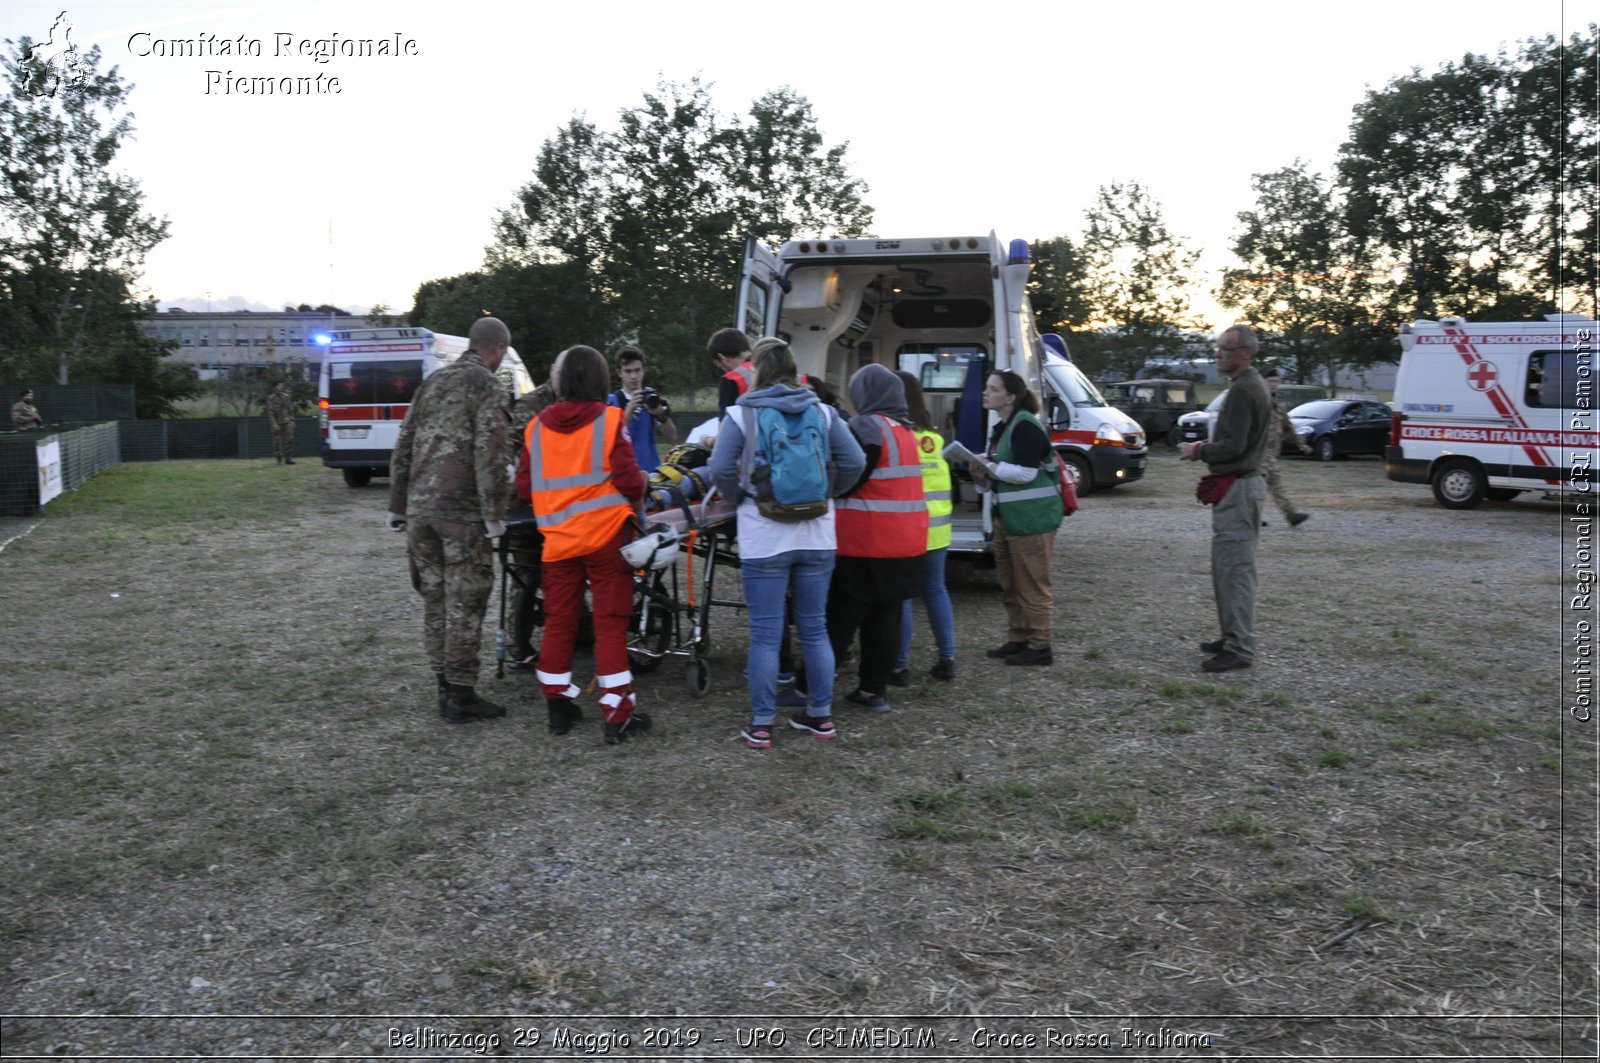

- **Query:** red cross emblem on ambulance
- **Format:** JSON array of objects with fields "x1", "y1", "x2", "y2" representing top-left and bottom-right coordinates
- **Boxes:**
[{"x1": 1466, "y1": 361, "x2": 1498, "y2": 392}]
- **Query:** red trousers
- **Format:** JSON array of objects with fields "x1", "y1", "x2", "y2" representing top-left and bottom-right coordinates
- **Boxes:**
[{"x1": 535, "y1": 525, "x2": 637, "y2": 724}]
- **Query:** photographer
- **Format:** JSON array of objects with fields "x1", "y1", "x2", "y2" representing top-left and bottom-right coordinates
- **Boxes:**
[{"x1": 610, "y1": 346, "x2": 677, "y2": 472}]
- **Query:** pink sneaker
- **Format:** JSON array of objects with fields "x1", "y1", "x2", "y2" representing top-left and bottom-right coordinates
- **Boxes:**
[{"x1": 788, "y1": 712, "x2": 836, "y2": 739}]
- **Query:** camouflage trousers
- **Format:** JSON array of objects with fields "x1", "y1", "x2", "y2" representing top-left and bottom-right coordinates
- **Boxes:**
[
  {"x1": 407, "y1": 516, "x2": 495, "y2": 687},
  {"x1": 270, "y1": 424, "x2": 294, "y2": 461},
  {"x1": 1260, "y1": 450, "x2": 1301, "y2": 521}
]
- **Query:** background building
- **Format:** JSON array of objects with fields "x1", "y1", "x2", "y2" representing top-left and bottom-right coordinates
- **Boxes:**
[{"x1": 140, "y1": 309, "x2": 358, "y2": 380}]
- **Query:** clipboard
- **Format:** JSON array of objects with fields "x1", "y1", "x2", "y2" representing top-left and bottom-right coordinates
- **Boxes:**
[{"x1": 941, "y1": 439, "x2": 980, "y2": 464}]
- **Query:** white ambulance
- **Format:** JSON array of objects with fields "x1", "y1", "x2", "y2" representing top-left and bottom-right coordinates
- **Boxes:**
[
  {"x1": 735, "y1": 233, "x2": 1147, "y2": 565},
  {"x1": 1386, "y1": 314, "x2": 1596, "y2": 508},
  {"x1": 316, "y1": 327, "x2": 533, "y2": 488}
]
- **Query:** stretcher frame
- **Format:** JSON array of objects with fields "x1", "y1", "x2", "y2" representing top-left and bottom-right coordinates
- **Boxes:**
[
  {"x1": 624, "y1": 495, "x2": 742, "y2": 697},
  {"x1": 492, "y1": 497, "x2": 745, "y2": 698}
]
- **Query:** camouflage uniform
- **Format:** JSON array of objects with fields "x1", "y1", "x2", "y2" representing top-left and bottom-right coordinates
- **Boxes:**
[
  {"x1": 510, "y1": 382, "x2": 556, "y2": 439},
  {"x1": 265, "y1": 390, "x2": 296, "y2": 461},
  {"x1": 11, "y1": 399, "x2": 42, "y2": 430},
  {"x1": 1262, "y1": 397, "x2": 1309, "y2": 523},
  {"x1": 387, "y1": 351, "x2": 512, "y2": 687}
]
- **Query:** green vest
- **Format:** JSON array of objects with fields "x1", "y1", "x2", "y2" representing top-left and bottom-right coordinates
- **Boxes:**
[
  {"x1": 993, "y1": 410, "x2": 1062, "y2": 536},
  {"x1": 914, "y1": 428, "x2": 953, "y2": 550}
]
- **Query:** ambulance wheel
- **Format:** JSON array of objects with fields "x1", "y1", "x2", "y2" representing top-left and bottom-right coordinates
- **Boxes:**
[
  {"x1": 686, "y1": 658, "x2": 711, "y2": 698},
  {"x1": 1486, "y1": 488, "x2": 1522, "y2": 502},
  {"x1": 342, "y1": 467, "x2": 373, "y2": 488},
  {"x1": 1063, "y1": 452, "x2": 1093, "y2": 494},
  {"x1": 1432, "y1": 459, "x2": 1486, "y2": 510},
  {"x1": 1313, "y1": 437, "x2": 1337, "y2": 462},
  {"x1": 945, "y1": 556, "x2": 976, "y2": 585}
]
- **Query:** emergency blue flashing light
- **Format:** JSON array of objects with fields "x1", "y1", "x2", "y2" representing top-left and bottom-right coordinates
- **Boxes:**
[
  {"x1": 312, "y1": 332, "x2": 333, "y2": 346},
  {"x1": 1007, "y1": 238, "x2": 1030, "y2": 265}
]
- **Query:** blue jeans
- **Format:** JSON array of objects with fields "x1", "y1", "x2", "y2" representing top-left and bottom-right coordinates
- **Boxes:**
[
  {"x1": 897, "y1": 546, "x2": 955, "y2": 669},
  {"x1": 743, "y1": 549, "x2": 836, "y2": 724}
]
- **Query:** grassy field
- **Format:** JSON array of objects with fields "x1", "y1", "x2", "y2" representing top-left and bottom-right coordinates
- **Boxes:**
[{"x1": 0, "y1": 451, "x2": 1593, "y2": 1058}]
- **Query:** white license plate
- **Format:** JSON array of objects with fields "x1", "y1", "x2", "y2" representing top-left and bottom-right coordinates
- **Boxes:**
[{"x1": 336, "y1": 427, "x2": 369, "y2": 439}]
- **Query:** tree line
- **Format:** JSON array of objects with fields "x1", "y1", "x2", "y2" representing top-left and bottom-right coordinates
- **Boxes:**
[
  {"x1": 0, "y1": 27, "x2": 1591, "y2": 413},
  {"x1": 0, "y1": 36, "x2": 196, "y2": 416},
  {"x1": 422, "y1": 25, "x2": 1593, "y2": 390},
  {"x1": 412, "y1": 77, "x2": 874, "y2": 395},
  {"x1": 1033, "y1": 26, "x2": 1596, "y2": 383}
]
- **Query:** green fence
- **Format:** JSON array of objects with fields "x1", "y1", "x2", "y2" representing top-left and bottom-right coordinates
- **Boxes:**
[
  {"x1": 0, "y1": 422, "x2": 122, "y2": 517},
  {"x1": 118, "y1": 418, "x2": 319, "y2": 462},
  {"x1": 6, "y1": 385, "x2": 137, "y2": 424},
  {"x1": 0, "y1": 418, "x2": 318, "y2": 516}
]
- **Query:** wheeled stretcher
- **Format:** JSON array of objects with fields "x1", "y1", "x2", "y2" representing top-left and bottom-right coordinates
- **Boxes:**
[
  {"x1": 624, "y1": 493, "x2": 740, "y2": 697},
  {"x1": 492, "y1": 443, "x2": 747, "y2": 697}
]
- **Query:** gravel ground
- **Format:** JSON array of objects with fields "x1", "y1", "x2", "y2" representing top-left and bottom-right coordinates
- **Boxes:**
[{"x1": 1, "y1": 450, "x2": 1594, "y2": 1060}]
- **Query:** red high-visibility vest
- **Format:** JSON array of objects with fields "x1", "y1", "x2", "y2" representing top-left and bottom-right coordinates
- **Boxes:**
[
  {"x1": 723, "y1": 361, "x2": 756, "y2": 396},
  {"x1": 525, "y1": 407, "x2": 632, "y2": 562},
  {"x1": 836, "y1": 414, "x2": 928, "y2": 559}
]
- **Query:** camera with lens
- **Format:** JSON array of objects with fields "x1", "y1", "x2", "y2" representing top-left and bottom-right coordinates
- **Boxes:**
[{"x1": 643, "y1": 388, "x2": 667, "y2": 413}]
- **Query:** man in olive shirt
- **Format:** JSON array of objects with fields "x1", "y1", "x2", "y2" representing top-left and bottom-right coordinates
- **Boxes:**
[{"x1": 1178, "y1": 324, "x2": 1271, "y2": 671}]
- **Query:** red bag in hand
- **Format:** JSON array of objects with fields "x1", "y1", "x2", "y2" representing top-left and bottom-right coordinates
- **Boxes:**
[{"x1": 1060, "y1": 463, "x2": 1080, "y2": 516}]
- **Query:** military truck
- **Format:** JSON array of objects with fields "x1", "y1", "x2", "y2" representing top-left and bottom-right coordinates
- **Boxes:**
[{"x1": 1098, "y1": 378, "x2": 1199, "y2": 443}]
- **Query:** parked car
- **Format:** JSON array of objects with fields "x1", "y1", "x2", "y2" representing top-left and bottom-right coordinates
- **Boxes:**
[
  {"x1": 1176, "y1": 383, "x2": 1341, "y2": 449},
  {"x1": 1099, "y1": 379, "x2": 1200, "y2": 443},
  {"x1": 1174, "y1": 392, "x2": 1228, "y2": 446},
  {"x1": 1289, "y1": 399, "x2": 1393, "y2": 461}
]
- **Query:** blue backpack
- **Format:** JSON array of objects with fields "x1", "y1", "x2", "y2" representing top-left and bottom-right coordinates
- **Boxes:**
[{"x1": 740, "y1": 404, "x2": 831, "y2": 522}]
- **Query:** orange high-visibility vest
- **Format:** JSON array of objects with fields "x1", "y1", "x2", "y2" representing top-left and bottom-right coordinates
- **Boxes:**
[
  {"x1": 525, "y1": 407, "x2": 632, "y2": 562},
  {"x1": 836, "y1": 415, "x2": 928, "y2": 559}
]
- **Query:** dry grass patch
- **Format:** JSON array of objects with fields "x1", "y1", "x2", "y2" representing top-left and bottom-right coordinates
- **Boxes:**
[{"x1": 0, "y1": 454, "x2": 1591, "y2": 1058}]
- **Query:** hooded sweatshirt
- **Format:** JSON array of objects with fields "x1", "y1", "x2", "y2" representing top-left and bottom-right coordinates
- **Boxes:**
[
  {"x1": 843, "y1": 363, "x2": 915, "y2": 494},
  {"x1": 515, "y1": 399, "x2": 647, "y2": 512},
  {"x1": 707, "y1": 382, "x2": 866, "y2": 561}
]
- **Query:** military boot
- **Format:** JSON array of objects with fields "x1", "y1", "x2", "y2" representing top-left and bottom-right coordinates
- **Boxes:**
[{"x1": 442, "y1": 684, "x2": 507, "y2": 724}]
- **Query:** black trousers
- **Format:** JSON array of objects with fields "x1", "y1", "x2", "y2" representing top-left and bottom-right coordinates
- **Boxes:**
[{"x1": 826, "y1": 590, "x2": 904, "y2": 697}]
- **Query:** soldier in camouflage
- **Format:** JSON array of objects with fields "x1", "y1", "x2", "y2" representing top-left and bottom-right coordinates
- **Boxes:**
[
  {"x1": 11, "y1": 388, "x2": 43, "y2": 430},
  {"x1": 266, "y1": 382, "x2": 296, "y2": 464},
  {"x1": 1262, "y1": 369, "x2": 1311, "y2": 527},
  {"x1": 385, "y1": 317, "x2": 514, "y2": 723}
]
